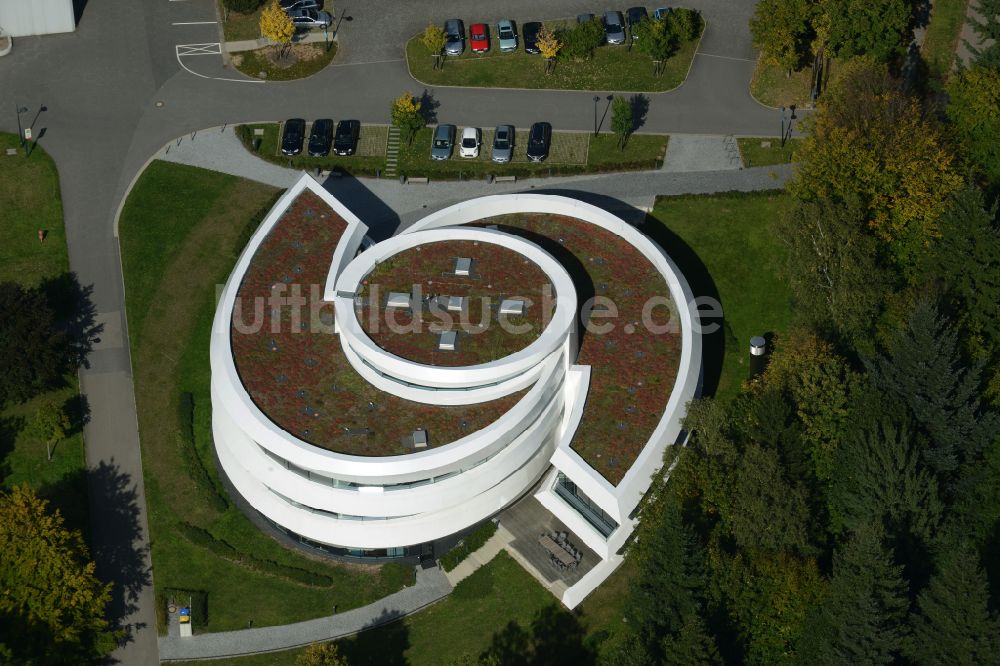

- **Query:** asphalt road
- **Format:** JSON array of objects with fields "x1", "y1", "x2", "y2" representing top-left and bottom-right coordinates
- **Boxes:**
[{"x1": 0, "y1": 1, "x2": 769, "y2": 663}]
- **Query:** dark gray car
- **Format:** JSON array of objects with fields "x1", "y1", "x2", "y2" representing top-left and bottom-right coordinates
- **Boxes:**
[
  {"x1": 444, "y1": 19, "x2": 465, "y2": 55},
  {"x1": 492, "y1": 125, "x2": 514, "y2": 163},
  {"x1": 431, "y1": 124, "x2": 456, "y2": 160}
]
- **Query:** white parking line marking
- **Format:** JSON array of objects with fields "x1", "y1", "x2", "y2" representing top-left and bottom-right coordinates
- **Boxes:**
[
  {"x1": 172, "y1": 21, "x2": 216, "y2": 25},
  {"x1": 177, "y1": 43, "x2": 222, "y2": 56}
]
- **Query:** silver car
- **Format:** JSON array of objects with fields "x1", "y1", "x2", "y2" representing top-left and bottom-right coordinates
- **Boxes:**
[
  {"x1": 431, "y1": 124, "x2": 456, "y2": 160},
  {"x1": 603, "y1": 11, "x2": 626, "y2": 44},
  {"x1": 288, "y1": 8, "x2": 332, "y2": 30},
  {"x1": 497, "y1": 19, "x2": 518, "y2": 52},
  {"x1": 444, "y1": 19, "x2": 465, "y2": 55},
  {"x1": 492, "y1": 125, "x2": 514, "y2": 163}
]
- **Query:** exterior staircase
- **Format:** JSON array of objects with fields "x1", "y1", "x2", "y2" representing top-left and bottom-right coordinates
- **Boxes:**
[{"x1": 385, "y1": 126, "x2": 400, "y2": 178}]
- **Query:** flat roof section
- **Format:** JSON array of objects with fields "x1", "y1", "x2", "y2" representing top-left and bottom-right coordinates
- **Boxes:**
[
  {"x1": 356, "y1": 239, "x2": 554, "y2": 368},
  {"x1": 229, "y1": 191, "x2": 526, "y2": 457}
]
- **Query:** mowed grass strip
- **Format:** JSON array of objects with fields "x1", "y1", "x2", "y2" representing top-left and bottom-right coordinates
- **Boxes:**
[
  {"x1": 217, "y1": 0, "x2": 263, "y2": 42},
  {"x1": 0, "y1": 133, "x2": 68, "y2": 286},
  {"x1": 119, "y1": 161, "x2": 413, "y2": 632},
  {"x1": 648, "y1": 192, "x2": 795, "y2": 401},
  {"x1": 233, "y1": 42, "x2": 338, "y2": 81},
  {"x1": 738, "y1": 137, "x2": 803, "y2": 167},
  {"x1": 0, "y1": 132, "x2": 87, "y2": 535},
  {"x1": 406, "y1": 28, "x2": 701, "y2": 92},
  {"x1": 922, "y1": 0, "x2": 969, "y2": 79}
]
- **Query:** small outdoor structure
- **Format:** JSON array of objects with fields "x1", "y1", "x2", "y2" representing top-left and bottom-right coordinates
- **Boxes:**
[
  {"x1": 438, "y1": 330, "x2": 457, "y2": 351},
  {"x1": 500, "y1": 299, "x2": 525, "y2": 316},
  {"x1": 386, "y1": 291, "x2": 411, "y2": 309},
  {"x1": 412, "y1": 429, "x2": 428, "y2": 448},
  {"x1": 446, "y1": 295, "x2": 465, "y2": 312},
  {"x1": 454, "y1": 257, "x2": 472, "y2": 276}
]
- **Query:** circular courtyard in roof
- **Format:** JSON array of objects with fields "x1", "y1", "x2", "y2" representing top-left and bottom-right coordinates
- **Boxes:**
[{"x1": 356, "y1": 238, "x2": 556, "y2": 367}]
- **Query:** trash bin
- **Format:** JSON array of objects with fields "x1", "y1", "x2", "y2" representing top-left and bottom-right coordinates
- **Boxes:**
[{"x1": 252, "y1": 137, "x2": 261, "y2": 152}]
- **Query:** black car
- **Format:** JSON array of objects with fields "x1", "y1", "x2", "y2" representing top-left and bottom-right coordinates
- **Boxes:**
[
  {"x1": 523, "y1": 22, "x2": 542, "y2": 54},
  {"x1": 526, "y1": 122, "x2": 552, "y2": 162},
  {"x1": 626, "y1": 6, "x2": 649, "y2": 29},
  {"x1": 307, "y1": 119, "x2": 333, "y2": 157},
  {"x1": 281, "y1": 118, "x2": 306, "y2": 156},
  {"x1": 333, "y1": 119, "x2": 360, "y2": 156}
]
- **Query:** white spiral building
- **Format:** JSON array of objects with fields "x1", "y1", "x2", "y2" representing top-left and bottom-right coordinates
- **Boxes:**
[{"x1": 211, "y1": 175, "x2": 701, "y2": 607}]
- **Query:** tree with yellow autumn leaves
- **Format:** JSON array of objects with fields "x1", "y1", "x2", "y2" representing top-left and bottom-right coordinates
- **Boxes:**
[{"x1": 260, "y1": 0, "x2": 295, "y2": 58}]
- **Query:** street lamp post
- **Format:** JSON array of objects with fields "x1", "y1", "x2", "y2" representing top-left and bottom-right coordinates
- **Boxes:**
[
  {"x1": 15, "y1": 105, "x2": 28, "y2": 150},
  {"x1": 593, "y1": 96, "x2": 601, "y2": 136}
]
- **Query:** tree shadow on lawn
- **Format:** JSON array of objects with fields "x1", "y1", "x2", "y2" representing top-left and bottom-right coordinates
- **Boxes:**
[
  {"x1": 336, "y1": 607, "x2": 410, "y2": 666},
  {"x1": 481, "y1": 604, "x2": 596, "y2": 666},
  {"x1": 0, "y1": 414, "x2": 24, "y2": 483}
]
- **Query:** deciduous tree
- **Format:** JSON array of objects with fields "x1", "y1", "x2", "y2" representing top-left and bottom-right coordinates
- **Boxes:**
[
  {"x1": 946, "y1": 65, "x2": 1000, "y2": 184},
  {"x1": 0, "y1": 486, "x2": 116, "y2": 663},
  {"x1": 750, "y1": 0, "x2": 815, "y2": 74},
  {"x1": 825, "y1": 0, "x2": 912, "y2": 61},
  {"x1": 390, "y1": 92, "x2": 425, "y2": 145},
  {"x1": 260, "y1": 1, "x2": 294, "y2": 57},
  {"x1": 0, "y1": 282, "x2": 69, "y2": 406},
  {"x1": 297, "y1": 641, "x2": 349, "y2": 665},
  {"x1": 634, "y1": 17, "x2": 676, "y2": 75},
  {"x1": 610, "y1": 95, "x2": 634, "y2": 150},
  {"x1": 536, "y1": 25, "x2": 561, "y2": 73},
  {"x1": 420, "y1": 23, "x2": 447, "y2": 69},
  {"x1": 27, "y1": 398, "x2": 71, "y2": 462},
  {"x1": 790, "y1": 58, "x2": 962, "y2": 269}
]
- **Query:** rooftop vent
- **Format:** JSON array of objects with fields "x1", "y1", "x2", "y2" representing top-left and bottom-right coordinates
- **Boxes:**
[
  {"x1": 447, "y1": 295, "x2": 465, "y2": 312},
  {"x1": 387, "y1": 292, "x2": 411, "y2": 309},
  {"x1": 499, "y1": 299, "x2": 524, "y2": 316},
  {"x1": 412, "y1": 429, "x2": 428, "y2": 448},
  {"x1": 455, "y1": 257, "x2": 472, "y2": 276},
  {"x1": 438, "y1": 330, "x2": 457, "y2": 351}
]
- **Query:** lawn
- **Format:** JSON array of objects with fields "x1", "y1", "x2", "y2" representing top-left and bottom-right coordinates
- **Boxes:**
[
  {"x1": 0, "y1": 132, "x2": 88, "y2": 536},
  {"x1": 119, "y1": 161, "x2": 414, "y2": 633},
  {"x1": 406, "y1": 25, "x2": 702, "y2": 92},
  {"x1": 738, "y1": 137, "x2": 803, "y2": 167},
  {"x1": 217, "y1": 1, "x2": 262, "y2": 42},
  {"x1": 921, "y1": 0, "x2": 969, "y2": 80},
  {"x1": 646, "y1": 192, "x2": 795, "y2": 401},
  {"x1": 232, "y1": 42, "x2": 338, "y2": 81},
  {"x1": 174, "y1": 551, "x2": 638, "y2": 665},
  {"x1": 749, "y1": 59, "x2": 814, "y2": 108}
]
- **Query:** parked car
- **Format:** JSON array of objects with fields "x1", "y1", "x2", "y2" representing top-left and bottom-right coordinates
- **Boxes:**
[
  {"x1": 526, "y1": 122, "x2": 551, "y2": 162},
  {"x1": 523, "y1": 22, "x2": 542, "y2": 54},
  {"x1": 497, "y1": 19, "x2": 518, "y2": 52},
  {"x1": 431, "y1": 124, "x2": 456, "y2": 160},
  {"x1": 279, "y1": 0, "x2": 321, "y2": 12},
  {"x1": 307, "y1": 118, "x2": 333, "y2": 157},
  {"x1": 626, "y1": 6, "x2": 648, "y2": 37},
  {"x1": 653, "y1": 6, "x2": 673, "y2": 20},
  {"x1": 459, "y1": 127, "x2": 482, "y2": 158},
  {"x1": 444, "y1": 19, "x2": 465, "y2": 55},
  {"x1": 577, "y1": 13, "x2": 595, "y2": 23},
  {"x1": 492, "y1": 125, "x2": 514, "y2": 163},
  {"x1": 470, "y1": 23, "x2": 490, "y2": 53},
  {"x1": 603, "y1": 11, "x2": 626, "y2": 44},
  {"x1": 281, "y1": 118, "x2": 306, "y2": 156},
  {"x1": 333, "y1": 119, "x2": 360, "y2": 156},
  {"x1": 288, "y1": 8, "x2": 332, "y2": 30}
]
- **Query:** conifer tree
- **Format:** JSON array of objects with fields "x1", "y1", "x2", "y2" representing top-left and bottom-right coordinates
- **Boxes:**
[{"x1": 905, "y1": 544, "x2": 1000, "y2": 665}]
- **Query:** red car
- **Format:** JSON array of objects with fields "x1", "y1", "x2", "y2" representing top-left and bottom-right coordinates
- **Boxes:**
[{"x1": 470, "y1": 23, "x2": 490, "y2": 53}]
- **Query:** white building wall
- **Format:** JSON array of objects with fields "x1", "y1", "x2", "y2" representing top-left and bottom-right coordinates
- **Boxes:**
[{"x1": 0, "y1": 0, "x2": 75, "y2": 37}]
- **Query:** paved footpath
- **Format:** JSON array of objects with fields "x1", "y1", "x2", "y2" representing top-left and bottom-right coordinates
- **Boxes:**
[{"x1": 158, "y1": 565, "x2": 451, "y2": 661}]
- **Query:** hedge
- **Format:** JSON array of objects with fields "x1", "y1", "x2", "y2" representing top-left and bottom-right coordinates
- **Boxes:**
[
  {"x1": 176, "y1": 391, "x2": 228, "y2": 512},
  {"x1": 177, "y1": 522, "x2": 334, "y2": 587},
  {"x1": 439, "y1": 521, "x2": 498, "y2": 572}
]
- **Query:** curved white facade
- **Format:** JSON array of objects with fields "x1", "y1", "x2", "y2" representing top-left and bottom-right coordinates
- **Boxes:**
[{"x1": 211, "y1": 176, "x2": 702, "y2": 607}]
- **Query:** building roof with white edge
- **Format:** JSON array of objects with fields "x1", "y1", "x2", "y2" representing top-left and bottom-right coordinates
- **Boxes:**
[{"x1": 210, "y1": 174, "x2": 702, "y2": 609}]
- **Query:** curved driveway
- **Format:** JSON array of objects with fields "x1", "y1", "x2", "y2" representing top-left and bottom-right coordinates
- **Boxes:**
[{"x1": 0, "y1": 1, "x2": 767, "y2": 663}]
